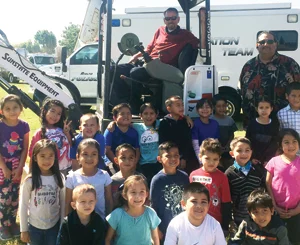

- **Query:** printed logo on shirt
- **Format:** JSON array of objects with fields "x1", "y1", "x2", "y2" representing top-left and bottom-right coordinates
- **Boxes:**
[
  {"x1": 163, "y1": 183, "x2": 184, "y2": 216},
  {"x1": 2, "y1": 131, "x2": 22, "y2": 156},
  {"x1": 192, "y1": 176, "x2": 212, "y2": 184},
  {"x1": 34, "y1": 184, "x2": 58, "y2": 207}
]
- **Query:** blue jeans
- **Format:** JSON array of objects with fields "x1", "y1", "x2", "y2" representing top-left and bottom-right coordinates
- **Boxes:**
[{"x1": 29, "y1": 221, "x2": 59, "y2": 245}]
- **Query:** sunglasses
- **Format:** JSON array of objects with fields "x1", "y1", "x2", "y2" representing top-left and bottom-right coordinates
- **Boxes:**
[
  {"x1": 164, "y1": 16, "x2": 178, "y2": 21},
  {"x1": 257, "y1": 39, "x2": 275, "y2": 45}
]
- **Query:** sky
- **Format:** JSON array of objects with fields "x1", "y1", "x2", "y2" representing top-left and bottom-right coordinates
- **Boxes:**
[{"x1": 1, "y1": 0, "x2": 300, "y2": 45}]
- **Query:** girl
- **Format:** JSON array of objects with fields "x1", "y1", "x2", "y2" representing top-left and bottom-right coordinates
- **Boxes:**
[
  {"x1": 105, "y1": 175, "x2": 160, "y2": 245},
  {"x1": 0, "y1": 94, "x2": 29, "y2": 240},
  {"x1": 65, "y1": 138, "x2": 113, "y2": 219},
  {"x1": 19, "y1": 139, "x2": 65, "y2": 245},
  {"x1": 246, "y1": 96, "x2": 279, "y2": 165},
  {"x1": 29, "y1": 98, "x2": 72, "y2": 176},
  {"x1": 192, "y1": 98, "x2": 220, "y2": 161},
  {"x1": 265, "y1": 128, "x2": 300, "y2": 245}
]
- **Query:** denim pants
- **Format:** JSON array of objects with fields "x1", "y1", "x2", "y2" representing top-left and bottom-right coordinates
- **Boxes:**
[{"x1": 28, "y1": 221, "x2": 60, "y2": 245}]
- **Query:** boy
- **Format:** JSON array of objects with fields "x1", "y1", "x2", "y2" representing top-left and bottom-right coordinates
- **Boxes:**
[
  {"x1": 189, "y1": 138, "x2": 231, "y2": 233},
  {"x1": 277, "y1": 82, "x2": 300, "y2": 135},
  {"x1": 230, "y1": 189, "x2": 290, "y2": 245},
  {"x1": 111, "y1": 143, "x2": 144, "y2": 207},
  {"x1": 70, "y1": 113, "x2": 105, "y2": 170},
  {"x1": 150, "y1": 142, "x2": 189, "y2": 242},
  {"x1": 57, "y1": 184, "x2": 106, "y2": 245},
  {"x1": 158, "y1": 96, "x2": 198, "y2": 174},
  {"x1": 164, "y1": 182, "x2": 226, "y2": 245},
  {"x1": 104, "y1": 103, "x2": 140, "y2": 175},
  {"x1": 225, "y1": 137, "x2": 266, "y2": 227}
]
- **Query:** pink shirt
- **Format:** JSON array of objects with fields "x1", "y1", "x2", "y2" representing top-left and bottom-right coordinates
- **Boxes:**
[{"x1": 266, "y1": 155, "x2": 300, "y2": 209}]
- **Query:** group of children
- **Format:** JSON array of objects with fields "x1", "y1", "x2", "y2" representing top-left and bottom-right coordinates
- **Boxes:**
[{"x1": 0, "y1": 81, "x2": 300, "y2": 245}]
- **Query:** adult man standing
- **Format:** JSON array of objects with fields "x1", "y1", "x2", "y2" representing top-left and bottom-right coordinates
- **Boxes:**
[
  {"x1": 240, "y1": 31, "x2": 300, "y2": 127},
  {"x1": 111, "y1": 7, "x2": 199, "y2": 110}
]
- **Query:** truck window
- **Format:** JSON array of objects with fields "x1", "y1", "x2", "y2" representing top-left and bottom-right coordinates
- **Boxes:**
[
  {"x1": 29, "y1": 57, "x2": 34, "y2": 64},
  {"x1": 257, "y1": 30, "x2": 298, "y2": 51},
  {"x1": 70, "y1": 45, "x2": 98, "y2": 65},
  {"x1": 34, "y1": 56, "x2": 55, "y2": 65}
]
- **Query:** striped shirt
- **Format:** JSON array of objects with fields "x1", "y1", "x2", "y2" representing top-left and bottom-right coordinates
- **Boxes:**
[{"x1": 277, "y1": 104, "x2": 300, "y2": 134}]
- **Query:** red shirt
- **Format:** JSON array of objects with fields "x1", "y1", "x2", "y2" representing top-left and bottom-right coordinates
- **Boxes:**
[{"x1": 189, "y1": 168, "x2": 231, "y2": 223}]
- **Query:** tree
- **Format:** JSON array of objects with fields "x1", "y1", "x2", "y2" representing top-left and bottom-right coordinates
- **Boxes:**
[
  {"x1": 34, "y1": 30, "x2": 57, "y2": 54},
  {"x1": 59, "y1": 23, "x2": 80, "y2": 53},
  {"x1": 15, "y1": 40, "x2": 40, "y2": 53}
]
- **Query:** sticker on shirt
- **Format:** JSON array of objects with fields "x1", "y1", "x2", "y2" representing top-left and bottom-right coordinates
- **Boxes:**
[
  {"x1": 192, "y1": 176, "x2": 212, "y2": 184},
  {"x1": 163, "y1": 183, "x2": 184, "y2": 216},
  {"x1": 34, "y1": 184, "x2": 58, "y2": 207},
  {"x1": 3, "y1": 132, "x2": 22, "y2": 156}
]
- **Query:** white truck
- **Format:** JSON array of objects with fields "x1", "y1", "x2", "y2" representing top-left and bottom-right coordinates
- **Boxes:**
[{"x1": 39, "y1": 1, "x2": 300, "y2": 117}]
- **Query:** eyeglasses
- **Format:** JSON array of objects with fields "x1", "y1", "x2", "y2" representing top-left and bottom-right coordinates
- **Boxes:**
[
  {"x1": 164, "y1": 16, "x2": 178, "y2": 21},
  {"x1": 257, "y1": 39, "x2": 275, "y2": 45}
]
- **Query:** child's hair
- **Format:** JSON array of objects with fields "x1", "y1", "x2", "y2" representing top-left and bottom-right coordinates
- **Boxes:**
[
  {"x1": 112, "y1": 103, "x2": 132, "y2": 118},
  {"x1": 80, "y1": 113, "x2": 100, "y2": 126},
  {"x1": 182, "y1": 182, "x2": 210, "y2": 202},
  {"x1": 277, "y1": 128, "x2": 300, "y2": 154},
  {"x1": 255, "y1": 96, "x2": 273, "y2": 108},
  {"x1": 286, "y1": 82, "x2": 300, "y2": 95},
  {"x1": 115, "y1": 143, "x2": 136, "y2": 157},
  {"x1": 212, "y1": 95, "x2": 227, "y2": 106},
  {"x1": 200, "y1": 138, "x2": 222, "y2": 156},
  {"x1": 30, "y1": 139, "x2": 63, "y2": 190},
  {"x1": 72, "y1": 184, "x2": 97, "y2": 202},
  {"x1": 158, "y1": 141, "x2": 178, "y2": 157},
  {"x1": 40, "y1": 98, "x2": 66, "y2": 139},
  {"x1": 77, "y1": 138, "x2": 100, "y2": 156},
  {"x1": 196, "y1": 98, "x2": 213, "y2": 111},
  {"x1": 246, "y1": 188, "x2": 273, "y2": 213},
  {"x1": 165, "y1": 95, "x2": 182, "y2": 107},
  {"x1": 230, "y1": 137, "x2": 252, "y2": 151},
  {"x1": 119, "y1": 175, "x2": 149, "y2": 207},
  {"x1": 0, "y1": 95, "x2": 23, "y2": 119}
]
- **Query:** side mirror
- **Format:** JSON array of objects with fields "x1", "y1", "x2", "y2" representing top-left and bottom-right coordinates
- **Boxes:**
[{"x1": 61, "y1": 47, "x2": 67, "y2": 72}]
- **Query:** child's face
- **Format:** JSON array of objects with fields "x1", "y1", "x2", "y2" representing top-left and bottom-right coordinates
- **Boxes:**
[
  {"x1": 230, "y1": 142, "x2": 252, "y2": 166},
  {"x1": 256, "y1": 102, "x2": 272, "y2": 119},
  {"x1": 80, "y1": 117, "x2": 99, "y2": 138},
  {"x1": 77, "y1": 145, "x2": 99, "y2": 169},
  {"x1": 281, "y1": 134, "x2": 299, "y2": 158},
  {"x1": 250, "y1": 207, "x2": 274, "y2": 228},
  {"x1": 36, "y1": 147, "x2": 55, "y2": 175},
  {"x1": 214, "y1": 100, "x2": 227, "y2": 116},
  {"x1": 167, "y1": 99, "x2": 184, "y2": 117},
  {"x1": 157, "y1": 147, "x2": 180, "y2": 172},
  {"x1": 71, "y1": 192, "x2": 96, "y2": 216},
  {"x1": 197, "y1": 103, "x2": 212, "y2": 119},
  {"x1": 114, "y1": 148, "x2": 136, "y2": 172},
  {"x1": 200, "y1": 151, "x2": 220, "y2": 172},
  {"x1": 114, "y1": 107, "x2": 132, "y2": 126},
  {"x1": 181, "y1": 193, "x2": 209, "y2": 226},
  {"x1": 140, "y1": 107, "x2": 157, "y2": 127},
  {"x1": 123, "y1": 181, "x2": 148, "y2": 208},
  {"x1": 45, "y1": 105, "x2": 62, "y2": 126},
  {"x1": 1, "y1": 101, "x2": 22, "y2": 122},
  {"x1": 286, "y1": 90, "x2": 300, "y2": 110}
]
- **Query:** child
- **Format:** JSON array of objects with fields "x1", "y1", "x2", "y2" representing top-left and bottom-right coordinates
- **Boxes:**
[
  {"x1": 105, "y1": 175, "x2": 160, "y2": 245},
  {"x1": 70, "y1": 113, "x2": 105, "y2": 170},
  {"x1": 266, "y1": 128, "x2": 300, "y2": 244},
  {"x1": 277, "y1": 82, "x2": 300, "y2": 135},
  {"x1": 230, "y1": 189, "x2": 290, "y2": 245},
  {"x1": 225, "y1": 137, "x2": 266, "y2": 226},
  {"x1": 189, "y1": 138, "x2": 231, "y2": 233},
  {"x1": 164, "y1": 182, "x2": 226, "y2": 245},
  {"x1": 104, "y1": 103, "x2": 140, "y2": 175},
  {"x1": 192, "y1": 98, "x2": 220, "y2": 163},
  {"x1": 19, "y1": 139, "x2": 65, "y2": 245},
  {"x1": 111, "y1": 143, "x2": 144, "y2": 208},
  {"x1": 29, "y1": 98, "x2": 73, "y2": 176},
  {"x1": 0, "y1": 95, "x2": 30, "y2": 240},
  {"x1": 211, "y1": 95, "x2": 237, "y2": 170},
  {"x1": 57, "y1": 184, "x2": 106, "y2": 245},
  {"x1": 246, "y1": 96, "x2": 279, "y2": 165},
  {"x1": 150, "y1": 141, "x2": 189, "y2": 242},
  {"x1": 65, "y1": 138, "x2": 113, "y2": 220},
  {"x1": 159, "y1": 96, "x2": 198, "y2": 174}
]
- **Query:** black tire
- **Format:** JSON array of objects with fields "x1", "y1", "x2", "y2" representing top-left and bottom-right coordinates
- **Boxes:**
[
  {"x1": 222, "y1": 94, "x2": 241, "y2": 119},
  {"x1": 8, "y1": 73, "x2": 18, "y2": 83}
]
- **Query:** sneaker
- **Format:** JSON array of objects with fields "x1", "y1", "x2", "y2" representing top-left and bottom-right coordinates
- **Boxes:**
[
  {"x1": 0, "y1": 227, "x2": 12, "y2": 241},
  {"x1": 10, "y1": 223, "x2": 20, "y2": 237}
]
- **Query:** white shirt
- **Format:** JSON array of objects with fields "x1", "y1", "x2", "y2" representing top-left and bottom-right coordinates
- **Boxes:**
[
  {"x1": 19, "y1": 175, "x2": 65, "y2": 232},
  {"x1": 164, "y1": 212, "x2": 226, "y2": 245}
]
